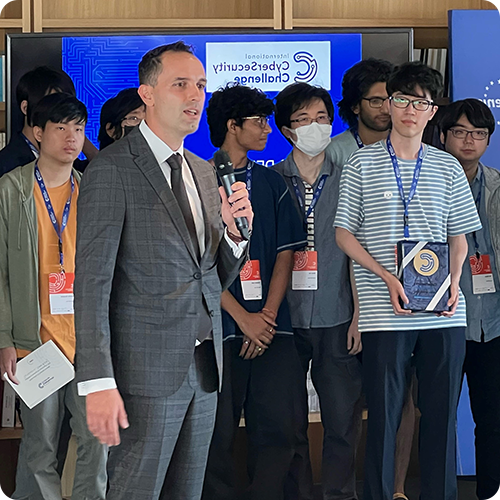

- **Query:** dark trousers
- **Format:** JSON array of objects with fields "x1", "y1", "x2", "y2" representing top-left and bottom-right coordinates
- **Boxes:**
[
  {"x1": 202, "y1": 336, "x2": 300, "y2": 500},
  {"x1": 464, "y1": 336, "x2": 500, "y2": 500},
  {"x1": 362, "y1": 327, "x2": 466, "y2": 500},
  {"x1": 286, "y1": 322, "x2": 363, "y2": 500}
]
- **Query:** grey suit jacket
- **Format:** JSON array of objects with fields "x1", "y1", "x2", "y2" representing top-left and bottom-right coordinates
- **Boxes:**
[{"x1": 74, "y1": 127, "x2": 245, "y2": 397}]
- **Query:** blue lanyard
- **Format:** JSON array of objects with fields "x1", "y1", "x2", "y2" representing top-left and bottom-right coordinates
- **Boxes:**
[
  {"x1": 471, "y1": 167, "x2": 483, "y2": 257},
  {"x1": 387, "y1": 135, "x2": 424, "y2": 239},
  {"x1": 291, "y1": 174, "x2": 328, "y2": 220},
  {"x1": 21, "y1": 133, "x2": 39, "y2": 158},
  {"x1": 350, "y1": 128, "x2": 364, "y2": 149},
  {"x1": 34, "y1": 165, "x2": 74, "y2": 271}
]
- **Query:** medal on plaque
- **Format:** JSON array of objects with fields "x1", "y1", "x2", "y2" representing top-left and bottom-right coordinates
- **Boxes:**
[
  {"x1": 387, "y1": 136, "x2": 450, "y2": 313},
  {"x1": 396, "y1": 241, "x2": 451, "y2": 312}
]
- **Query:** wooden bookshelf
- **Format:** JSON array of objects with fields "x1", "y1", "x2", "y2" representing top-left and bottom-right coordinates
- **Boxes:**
[
  {"x1": 32, "y1": 0, "x2": 281, "y2": 32},
  {"x1": 0, "y1": 428, "x2": 23, "y2": 441}
]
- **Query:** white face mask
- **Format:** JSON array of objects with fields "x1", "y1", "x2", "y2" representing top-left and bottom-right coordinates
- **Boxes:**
[{"x1": 287, "y1": 122, "x2": 332, "y2": 157}]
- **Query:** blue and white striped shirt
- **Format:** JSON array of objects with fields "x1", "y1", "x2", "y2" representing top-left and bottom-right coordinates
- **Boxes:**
[{"x1": 334, "y1": 140, "x2": 482, "y2": 332}]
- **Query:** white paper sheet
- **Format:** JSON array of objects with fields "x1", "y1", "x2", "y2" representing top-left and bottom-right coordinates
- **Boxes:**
[{"x1": 3, "y1": 341, "x2": 74, "y2": 409}]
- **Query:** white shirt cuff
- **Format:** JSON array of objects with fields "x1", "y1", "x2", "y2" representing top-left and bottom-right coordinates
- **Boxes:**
[
  {"x1": 77, "y1": 377, "x2": 117, "y2": 396},
  {"x1": 224, "y1": 228, "x2": 248, "y2": 259}
]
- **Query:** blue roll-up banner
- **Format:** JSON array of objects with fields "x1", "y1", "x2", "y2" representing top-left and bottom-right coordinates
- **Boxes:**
[
  {"x1": 449, "y1": 8, "x2": 500, "y2": 476},
  {"x1": 449, "y1": 9, "x2": 500, "y2": 169}
]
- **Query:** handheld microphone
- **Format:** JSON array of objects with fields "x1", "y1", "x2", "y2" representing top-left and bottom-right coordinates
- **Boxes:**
[{"x1": 213, "y1": 149, "x2": 250, "y2": 241}]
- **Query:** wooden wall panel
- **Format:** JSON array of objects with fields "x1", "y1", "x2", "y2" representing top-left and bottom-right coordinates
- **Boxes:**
[
  {"x1": 40, "y1": 0, "x2": 273, "y2": 21},
  {"x1": 290, "y1": 0, "x2": 495, "y2": 27}
]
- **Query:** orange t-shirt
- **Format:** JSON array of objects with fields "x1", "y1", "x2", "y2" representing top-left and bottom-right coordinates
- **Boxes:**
[{"x1": 17, "y1": 177, "x2": 78, "y2": 362}]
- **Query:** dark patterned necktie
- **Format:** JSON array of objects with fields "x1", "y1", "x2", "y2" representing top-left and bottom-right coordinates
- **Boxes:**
[{"x1": 166, "y1": 153, "x2": 200, "y2": 260}]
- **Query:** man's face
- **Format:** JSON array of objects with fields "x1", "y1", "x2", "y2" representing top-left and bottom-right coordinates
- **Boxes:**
[
  {"x1": 233, "y1": 116, "x2": 272, "y2": 153},
  {"x1": 139, "y1": 51, "x2": 207, "y2": 141},
  {"x1": 353, "y1": 81, "x2": 391, "y2": 132},
  {"x1": 283, "y1": 97, "x2": 330, "y2": 140},
  {"x1": 442, "y1": 115, "x2": 489, "y2": 165},
  {"x1": 33, "y1": 120, "x2": 85, "y2": 165},
  {"x1": 389, "y1": 85, "x2": 437, "y2": 139}
]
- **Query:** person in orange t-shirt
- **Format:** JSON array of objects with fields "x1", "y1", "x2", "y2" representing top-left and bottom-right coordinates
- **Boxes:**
[{"x1": 0, "y1": 92, "x2": 106, "y2": 500}]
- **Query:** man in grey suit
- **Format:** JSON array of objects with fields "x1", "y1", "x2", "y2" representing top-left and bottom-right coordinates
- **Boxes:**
[{"x1": 74, "y1": 41, "x2": 253, "y2": 500}]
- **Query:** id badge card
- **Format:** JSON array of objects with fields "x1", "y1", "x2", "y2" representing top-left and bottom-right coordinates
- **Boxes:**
[
  {"x1": 240, "y1": 260, "x2": 262, "y2": 300},
  {"x1": 292, "y1": 251, "x2": 318, "y2": 290},
  {"x1": 49, "y1": 272, "x2": 75, "y2": 315},
  {"x1": 469, "y1": 254, "x2": 496, "y2": 294}
]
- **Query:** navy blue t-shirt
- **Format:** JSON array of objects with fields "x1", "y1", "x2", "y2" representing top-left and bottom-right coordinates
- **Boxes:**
[{"x1": 222, "y1": 161, "x2": 307, "y2": 340}]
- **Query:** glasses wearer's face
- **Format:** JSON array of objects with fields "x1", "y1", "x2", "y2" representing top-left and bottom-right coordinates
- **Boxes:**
[
  {"x1": 449, "y1": 128, "x2": 489, "y2": 141},
  {"x1": 390, "y1": 96, "x2": 434, "y2": 112}
]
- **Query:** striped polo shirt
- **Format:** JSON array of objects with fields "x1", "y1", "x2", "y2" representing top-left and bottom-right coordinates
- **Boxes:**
[{"x1": 334, "y1": 140, "x2": 482, "y2": 332}]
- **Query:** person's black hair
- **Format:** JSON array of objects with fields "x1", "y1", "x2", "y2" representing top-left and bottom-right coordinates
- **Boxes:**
[
  {"x1": 440, "y1": 98, "x2": 495, "y2": 143},
  {"x1": 98, "y1": 88, "x2": 145, "y2": 149},
  {"x1": 206, "y1": 83, "x2": 275, "y2": 148},
  {"x1": 387, "y1": 61, "x2": 443, "y2": 101},
  {"x1": 275, "y1": 82, "x2": 334, "y2": 142},
  {"x1": 139, "y1": 41, "x2": 194, "y2": 86},
  {"x1": 337, "y1": 58, "x2": 394, "y2": 128},
  {"x1": 31, "y1": 93, "x2": 87, "y2": 130},
  {"x1": 16, "y1": 66, "x2": 76, "y2": 126}
]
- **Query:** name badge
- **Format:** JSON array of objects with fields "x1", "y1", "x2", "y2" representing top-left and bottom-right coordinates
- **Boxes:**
[
  {"x1": 292, "y1": 251, "x2": 318, "y2": 290},
  {"x1": 470, "y1": 254, "x2": 496, "y2": 294},
  {"x1": 49, "y1": 272, "x2": 75, "y2": 315},
  {"x1": 240, "y1": 260, "x2": 262, "y2": 300}
]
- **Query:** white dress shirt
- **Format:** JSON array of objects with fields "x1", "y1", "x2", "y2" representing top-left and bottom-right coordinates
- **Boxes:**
[{"x1": 77, "y1": 121, "x2": 247, "y2": 396}]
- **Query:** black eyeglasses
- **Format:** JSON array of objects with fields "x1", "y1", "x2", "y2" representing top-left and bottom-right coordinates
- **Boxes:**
[
  {"x1": 289, "y1": 115, "x2": 331, "y2": 126},
  {"x1": 242, "y1": 116, "x2": 270, "y2": 128},
  {"x1": 390, "y1": 96, "x2": 434, "y2": 111},
  {"x1": 361, "y1": 97, "x2": 389, "y2": 109},
  {"x1": 449, "y1": 128, "x2": 489, "y2": 141}
]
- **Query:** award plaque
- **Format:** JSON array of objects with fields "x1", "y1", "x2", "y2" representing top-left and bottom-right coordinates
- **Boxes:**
[{"x1": 396, "y1": 240, "x2": 451, "y2": 313}]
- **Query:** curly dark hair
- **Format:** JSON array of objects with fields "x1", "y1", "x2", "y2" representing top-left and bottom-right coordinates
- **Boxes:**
[
  {"x1": 337, "y1": 58, "x2": 394, "y2": 128},
  {"x1": 206, "y1": 83, "x2": 275, "y2": 148}
]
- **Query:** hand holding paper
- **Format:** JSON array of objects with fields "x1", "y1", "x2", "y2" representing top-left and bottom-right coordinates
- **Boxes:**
[{"x1": 3, "y1": 341, "x2": 74, "y2": 409}]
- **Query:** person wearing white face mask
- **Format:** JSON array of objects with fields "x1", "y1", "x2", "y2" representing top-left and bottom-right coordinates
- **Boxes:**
[{"x1": 273, "y1": 83, "x2": 362, "y2": 500}]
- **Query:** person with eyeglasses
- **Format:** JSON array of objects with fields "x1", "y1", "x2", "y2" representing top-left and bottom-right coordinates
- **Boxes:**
[
  {"x1": 97, "y1": 88, "x2": 146, "y2": 150},
  {"x1": 202, "y1": 83, "x2": 307, "y2": 500},
  {"x1": 334, "y1": 62, "x2": 481, "y2": 500},
  {"x1": 327, "y1": 58, "x2": 393, "y2": 170},
  {"x1": 440, "y1": 98, "x2": 500, "y2": 500},
  {"x1": 273, "y1": 82, "x2": 362, "y2": 500},
  {"x1": 328, "y1": 57, "x2": 418, "y2": 500}
]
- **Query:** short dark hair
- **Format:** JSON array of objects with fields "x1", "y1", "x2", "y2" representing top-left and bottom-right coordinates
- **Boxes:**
[
  {"x1": 387, "y1": 61, "x2": 443, "y2": 101},
  {"x1": 337, "y1": 58, "x2": 394, "y2": 128},
  {"x1": 31, "y1": 93, "x2": 87, "y2": 130},
  {"x1": 139, "y1": 41, "x2": 194, "y2": 86},
  {"x1": 275, "y1": 82, "x2": 334, "y2": 138},
  {"x1": 440, "y1": 98, "x2": 495, "y2": 143},
  {"x1": 206, "y1": 83, "x2": 275, "y2": 148},
  {"x1": 98, "y1": 88, "x2": 145, "y2": 149},
  {"x1": 16, "y1": 66, "x2": 76, "y2": 126}
]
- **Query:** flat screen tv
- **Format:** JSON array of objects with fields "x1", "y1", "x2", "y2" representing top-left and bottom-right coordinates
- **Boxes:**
[{"x1": 7, "y1": 30, "x2": 413, "y2": 165}]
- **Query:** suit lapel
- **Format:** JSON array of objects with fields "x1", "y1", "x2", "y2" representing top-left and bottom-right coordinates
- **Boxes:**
[{"x1": 130, "y1": 132, "x2": 199, "y2": 264}]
